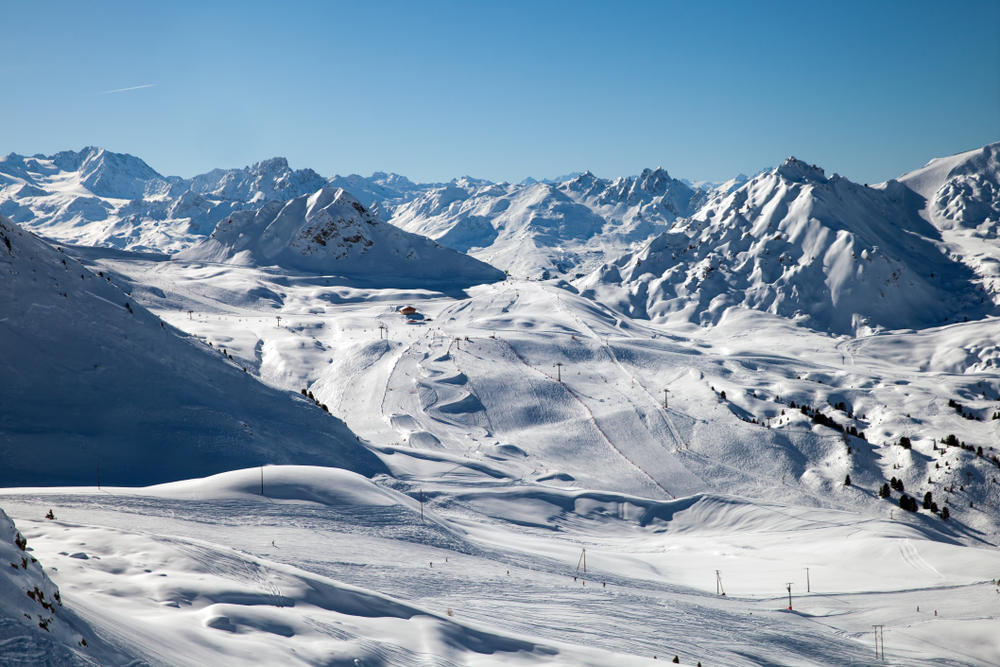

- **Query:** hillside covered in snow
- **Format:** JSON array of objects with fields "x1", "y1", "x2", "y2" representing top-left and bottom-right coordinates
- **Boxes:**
[
  {"x1": 0, "y1": 214, "x2": 384, "y2": 486},
  {"x1": 176, "y1": 187, "x2": 505, "y2": 286}
]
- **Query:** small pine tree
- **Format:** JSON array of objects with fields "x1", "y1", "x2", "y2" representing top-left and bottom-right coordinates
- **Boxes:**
[
  {"x1": 878, "y1": 482, "x2": 891, "y2": 498},
  {"x1": 941, "y1": 506, "x2": 950, "y2": 520},
  {"x1": 898, "y1": 436, "x2": 912, "y2": 449},
  {"x1": 844, "y1": 474, "x2": 852, "y2": 486},
  {"x1": 922, "y1": 491, "x2": 933, "y2": 510}
]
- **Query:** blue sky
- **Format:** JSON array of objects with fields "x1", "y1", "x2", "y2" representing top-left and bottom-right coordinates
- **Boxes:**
[{"x1": 2, "y1": 1, "x2": 997, "y2": 184}]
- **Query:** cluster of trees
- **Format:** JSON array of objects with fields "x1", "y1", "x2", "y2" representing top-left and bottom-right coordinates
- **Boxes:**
[
  {"x1": 300, "y1": 388, "x2": 330, "y2": 413},
  {"x1": 948, "y1": 398, "x2": 982, "y2": 421},
  {"x1": 878, "y1": 478, "x2": 949, "y2": 519},
  {"x1": 786, "y1": 400, "x2": 866, "y2": 439}
]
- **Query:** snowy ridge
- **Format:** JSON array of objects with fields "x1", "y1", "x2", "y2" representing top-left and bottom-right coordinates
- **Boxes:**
[
  {"x1": 579, "y1": 157, "x2": 993, "y2": 334},
  {"x1": 0, "y1": 149, "x2": 332, "y2": 252},
  {"x1": 0, "y1": 214, "x2": 384, "y2": 486},
  {"x1": 176, "y1": 186, "x2": 505, "y2": 285},
  {"x1": 389, "y1": 167, "x2": 702, "y2": 278},
  {"x1": 898, "y1": 141, "x2": 1000, "y2": 300}
]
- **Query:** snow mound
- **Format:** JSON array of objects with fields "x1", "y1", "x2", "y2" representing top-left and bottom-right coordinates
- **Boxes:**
[
  {"x1": 145, "y1": 466, "x2": 408, "y2": 509},
  {"x1": 579, "y1": 158, "x2": 992, "y2": 334},
  {"x1": 0, "y1": 215, "x2": 385, "y2": 486},
  {"x1": 177, "y1": 187, "x2": 505, "y2": 286}
]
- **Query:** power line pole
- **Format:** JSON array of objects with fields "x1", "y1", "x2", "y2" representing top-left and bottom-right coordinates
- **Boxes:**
[
  {"x1": 872, "y1": 625, "x2": 884, "y2": 660},
  {"x1": 785, "y1": 582, "x2": 793, "y2": 610},
  {"x1": 576, "y1": 548, "x2": 587, "y2": 574},
  {"x1": 663, "y1": 388, "x2": 670, "y2": 409},
  {"x1": 420, "y1": 489, "x2": 424, "y2": 523},
  {"x1": 260, "y1": 466, "x2": 264, "y2": 496},
  {"x1": 555, "y1": 362, "x2": 563, "y2": 382},
  {"x1": 715, "y1": 570, "x2": 726, "y2": 596},
  {"x1": 806, "y1": 567, "x2": 811, "y2": 593}
]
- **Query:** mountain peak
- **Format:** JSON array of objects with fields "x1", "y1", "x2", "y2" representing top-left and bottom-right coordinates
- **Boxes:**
[
  {"x1": 250, "y1": 156, "x2": 290, "y2": 173},
  {"x1": 776, "y1": 157, "x2": 827, "y2": 183}
]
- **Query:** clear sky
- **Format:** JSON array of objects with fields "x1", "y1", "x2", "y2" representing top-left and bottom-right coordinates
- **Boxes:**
[{"x1": 2, "y1": 0, "x2": 997, "y2": 185}]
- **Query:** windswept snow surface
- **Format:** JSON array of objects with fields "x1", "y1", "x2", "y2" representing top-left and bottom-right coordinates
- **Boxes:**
[
  {"x1": 2, "y1": 467, "x2": 1000, "y2": 666},
  {"x1": 0, "y1": 506, "x2": 138, "y2": 665}
]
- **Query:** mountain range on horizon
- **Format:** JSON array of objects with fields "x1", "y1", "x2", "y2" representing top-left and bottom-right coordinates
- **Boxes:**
[{"x1": 2, "y1": 141, "x2": 998, "y2": 337}]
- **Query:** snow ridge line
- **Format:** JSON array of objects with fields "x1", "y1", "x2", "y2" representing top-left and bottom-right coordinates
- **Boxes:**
[{"x1": 491, "y1": 337, "x2": 675, "y2": 499}]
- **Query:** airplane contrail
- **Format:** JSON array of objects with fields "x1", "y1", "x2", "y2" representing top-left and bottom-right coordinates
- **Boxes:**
[{"x1": 98, "y1": 83, "x2": 157, "y2": 95}]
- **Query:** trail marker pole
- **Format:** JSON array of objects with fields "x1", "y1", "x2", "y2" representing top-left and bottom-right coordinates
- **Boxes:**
[
  {"x1": 420, "y1": 489, "x2": 424, "y2": 523},
  {"x1": 785, "y1": 582, "x2": 793, "y2": 610},
  {"x1": 276, "y1": 316, "x2": 281, "y2": 328},
  {"x1": 555, "y1": 362, "x2": 563, "y2": 382},
  {"x1": 872, "y1": 625, "x2": 884, "y2": 660},
  {"x1": 663, "y1": 388, "x2": 670, "y2": 409},
  {"x1": 806, "y1": 567, "x2": 811, "y2": 593},
  {"x1": 97, "y1": 463, "x2": 101, "y2": 490},
  {"x1": 260, "y1": 466, "x2": 264, "y2": 496}
]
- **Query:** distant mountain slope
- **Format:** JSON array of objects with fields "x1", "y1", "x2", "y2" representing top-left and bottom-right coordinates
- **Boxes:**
[
  {"x1": 898, "y1": 142, "x2": 1000, "y2": 301},
  {"x1": 390, "y1": 168, "x2": 701, "y2": 278},
  {"x1": 327, "y1": 171, "x2": 433, "y2": 209},
  {"x1": 0, "y1": 214, "x2": 385, "y2": 486},
  {"x1": 898, "y1": 142, "x2": 1000, "y2": 231},
  {"x1": 578, "y1": 158, "x2": 993, "y2": 334},
  {"x1": 176, "y1": 187, "x2": 506, "y2": 286},
  {"x1": 0, "y1": 148, "x2": 330, "y2": 252}
]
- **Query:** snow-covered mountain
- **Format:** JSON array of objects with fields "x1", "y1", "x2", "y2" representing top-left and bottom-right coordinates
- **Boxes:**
[
  {"x1": 389, "y1": 168, "x2": 702, "y2": 278},
  {"x1": 176, "y1": 186, "x2": 505, "y2": 285},
  {"x1": 578, "y1": 157, "x2": 994, "y2": 335},
  {"x1": 327, "y1": 171, "x2": 433, "y2": 209},
  {"x1": 0, "y1": 149, "x2": 336, "y2": 252},
  {"x1": 0, "y1": 214, "x2": 384, "y2": 486},
  {"x1": 898, "y1": 142, "x2": 1000, "y2": 299}
]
